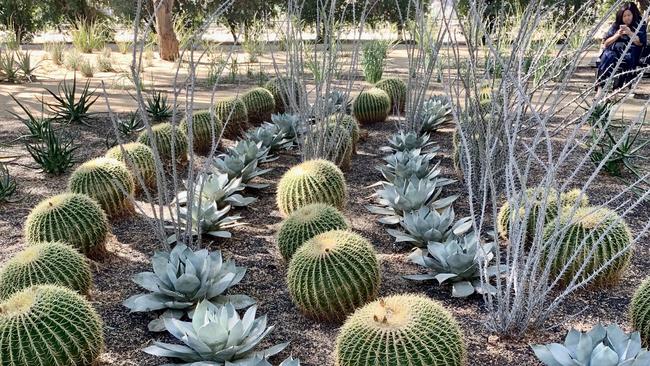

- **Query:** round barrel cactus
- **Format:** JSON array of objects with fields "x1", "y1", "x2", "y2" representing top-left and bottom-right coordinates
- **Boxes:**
[
  {"x1": 497, "y1": 188, "x2": 589, "y2": 240},
  {"x1": 277, "y1": 203, "x2": 349, "y2": 261},
  {"x1": 215, "y1": 97, "x2": 249, "y2": 140},
  {"x1": 287, "y1": 230, "x2": 380, "y2": 321},
  {"x1": 329, "y1": 115, "x2": 360, "y2": 153},
  {"x1": 137, "y1": 122, "x2": 188, "y2": 163},
  {"x1": 179, "y1": 110, "x2": 223, "y2": 155},
  {"x1": 353, "y1": 88, "x2": 391, "y2": 125},
  {"x1": 242, "y1": 87, "x2": 276, "y2": 125},
  {"x1": 375, "y1": 78, "x2": 406, "y2": 113},
  {"x1": 335, "y1": 294, "x2": 466, "y2": 366},
  {"x1": 0, "y1": 285, "x2": 104, "y2": 366},
  {"x1": 68, "y1": 157, "x2": 135, "y2": 218},
  {"x1": 304, "y1": 124, "x2": 353, "y2": 171},
  {"x1": 276, "y1": 159, "x2": 347, "y2": 216},
  {"x1": 0, "y1": 242, "x2": 92, "y2": 299},
  {"x1": 106, "y1": 142, "x2": 157, "y2": 191},
  {"x1": 631, "y1": 276, "x2": 650, "y2": 346},
  {"x1": 264, "y1": 77, "x2": 301, "y2": 113},
  {"x1": 25, "y1": 193, "x2": 109, "y2": 259},
  {"x1": 542, "y1": 207, "x2": 632, "y2": 286}
]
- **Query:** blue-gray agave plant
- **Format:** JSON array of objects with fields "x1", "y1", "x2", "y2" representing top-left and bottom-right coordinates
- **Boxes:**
[
  {"x1": 176, "y1": 172, "x2": 256, "y2": 209},
  {"x1": 213, "y1": 154, "x2": 272, "y2": 189},
  {"x1": 531, "y1": 324, "x2": 650, "y2": 366},
  {"x1": 226, "y1": 140, "x2": 276, "y2": 165},
  {"x1": 366, "y1": 176, "x2": 458, "y2": 225},
  {"x1": 380, "y1": 131, "x2": 437, "y2": 154},
  {"x1": 386, "y1": 206, "x2": 473, "y2": 248},
  {"x1": 123, "y1": 244, "x2": 254, "y2": 331},
  {"x1": 271, "y1": 113, "x2": 301, "y2": 141},
  {"x1": 143, "y1": 300, "x2": 288, "y2": 365},
  {"x1": 245, "y1": 124, "x2": 293, "y2": 152},
  {"x1": 378, "y1": 150, "x2": 452, "y2": 184},
  {"x1": 417, "y1": 95, "x2": 452, "y2": 135},
  {"x1": 168, "y1": 201, "x2": 245, "y2": 244},
  {"x1": 404, "y1": 231, "x2": 505, "y2": 297},
  {"x1": 232, "y1": 357, "x2": 301, "y2": 366}
]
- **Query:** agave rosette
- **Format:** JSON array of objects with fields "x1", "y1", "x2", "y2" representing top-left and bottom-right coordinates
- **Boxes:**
[
  {"x1": 143, "y1": 300, "x2": 289, "y2": 365},
  {"x1": 386, "y1": 206, "x2": 473, "y2": 248},
  {"x1": 213, "y1": 154, "x2": 272, "y2": 189},
  {"x1": 271, "y1": 113, "x2": 301, "y2": 141},
  {"x1": 405, "y1": 232, "x2": 505, "y2": 297},
  {"x1": 367, "y1": 176, "x2": 458, "y2": 225},
  {"x1": 226, "y1": 140, "x2": 276, "y2": 165},
  {"x1": 380, "y1": 131, "x2": 438, "y2": 154},
  {"x1": 245, "y1": 123, "x2": 293, "y2": 152},
  {"x1": 176, "y1": 172, "x2": 256, "y2": 208},
  {"x1": 417, "y1": 95, "x2": 452, "y2": 135},
  {"x1": 378, "y1": 150, "x2": 452, "y2": 183},
  {"x1": 532, "y1": 324, "x2": 650, "y2": 366},
  {"x1": 170, "y1": 201, "x2": 245, "y2": 243},
  {"x1": 123, "y1": 244, "x2": 254, "y2": 331}
]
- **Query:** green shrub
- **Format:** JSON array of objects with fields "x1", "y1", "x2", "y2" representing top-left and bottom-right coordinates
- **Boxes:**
[
  {"x1": 25, "y1": 193, "x2": 109, "y2": 259},
  {"x1": 68, "y1": 157, "x2": 135, "y2": 218},
  {"x1": 287, "y1": 230, "x2": 380, "y2": 321},
  {"x1": 375, "y1": 78, "x2": 406, "y2": 113},
  {"x1": 543, "y1": 207, "x2": 632, "y2": 286},
  {"x1": 361, "y1": 40, "x2": 392, "y2": 84},
  {"x1": 96, "y1": 47, "x2": 113, "y2": 72},
  {"x1": 631, "y1": 276, "x2": 650, "y2": 346},
  {"x1": 335, "y1": 294, "x2": 466, "y2": 366},
  {"x1": 0, "y1": 285, "x2": 104, "y2": 365},
  {"x1": 80, "y1": 59, "x2": 94, "y2": 77},
  {"x1": 64, "y1": 49, "x2": 83, "y2": 71},
  {"x1": 179, "y1": 110, "x2": 223, "y2": 155},
  {"x1": 352, "y1": 88, "x2": 390, "y2": 125},
  {"x1": 137, "y1": 123, "x2": 188, "y2": 163},
  {"x1": 71, "y1": 20, "x2": 106, "y2": 53},
  {"x1": 242, "y1": 87, "x2": 275, "y2": 125},
  {"x1": 264, "y1": 76, "x2": 301, "y2": 113},
  {"x1": 214, "y1": 97, "x2": 248, "y2": 140},
  {"x1": 277, "y1": 203, "x2": 348, "y2": 261},
  {"x1": 276, "y1": 159, "x2": 347, "y2": 216},
  {"x1": 106, "y1": 142, "x2": 157, "y2": 191},
  {"x1": 0, "y1": 242, "x2": 92, "y2": 300},
  {"x1": 44, "y1": 42, "x2": 65, "y2": 66}
]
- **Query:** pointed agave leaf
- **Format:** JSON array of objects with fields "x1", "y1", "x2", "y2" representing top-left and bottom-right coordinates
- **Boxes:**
[{"x1": 451, "y1": 281, "x2": 475, "y2": 297}]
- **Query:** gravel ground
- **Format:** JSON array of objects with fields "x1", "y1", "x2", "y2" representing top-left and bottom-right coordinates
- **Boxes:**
[{"x1": 0, "y1": 111, "x2": 649, "y2": 366}]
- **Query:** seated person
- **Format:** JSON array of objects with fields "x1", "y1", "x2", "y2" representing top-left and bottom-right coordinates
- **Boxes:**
[{"x1": 597, "y1": 2, "x2": 647, "y2": 89}]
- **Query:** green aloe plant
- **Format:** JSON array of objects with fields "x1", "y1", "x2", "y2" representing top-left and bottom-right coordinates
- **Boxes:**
[
  {"x1": 123, "y1": 244, "x2": 254, "y2": 331},
  {"x1": 25, "y1": 126, "x2": 78, "y2": 175},
  {"x1": 143, "y1": 300, "x2": 288, "y2": 365},
  {"x1": 45, "y1": 74, "x2": 98, "y2": 125}
]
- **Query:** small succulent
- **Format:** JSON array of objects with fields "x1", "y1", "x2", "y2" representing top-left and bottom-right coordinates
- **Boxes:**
[
  {"x1": 405, "y1": 232, "x2": 505, "y2": 297},
  {"x1": 143, "y1": 300, "x2": 288, "y2": 365},
  {"x1": 176, "y1": 172, "x2": 256, "y2": 208},
  {"x1": 146, "y1": 89, "x2": 174, "y2": 122},
  {"x1": 245, "y1": 123, "x2": 293, "y2": 152},
  {"x1": 417, "y1": 95, "x2": 452, "y2": 135},
  {"x1": 380, "y1": 131, "x2": 437, "y2": 154},
  {"x1": 213, "y1": 155, "x2": 272, "y2": 189},
  {"x1": 532, "y1": 324, "x2": 650, "y2": 366},
  {"x1": 117, "y1": 112, "x2": 144, "y2": 136},
  {"x1": 366, "y1": 177, "x2": 458, "y2": 225},
  {"x1": 170, "y1": 201, "x2": 245, "y2": 243},
  {"x1": 378, "y1": 150, "x2": 452, "y2": 183},
  {"x1": 0, "y1": 163, "x2": 17, "y2": 203},
  {"x1": 320, "y1": 90, "x2": 352, "y2": 116},
  {"x1": 386, "y1": 206, "x2": 473, "y2": 248},
  {"x1": 271, "y1": 113, "x2": 301, "y2": 141},
  {"x1": 123, "y1": 244, "x2": 254, "y2": 331},
  {"x1": 226, "y1": 140, "x2": 275, "y2": 165}
]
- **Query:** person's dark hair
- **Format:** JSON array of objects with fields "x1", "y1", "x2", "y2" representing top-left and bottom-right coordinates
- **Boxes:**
[{"x1": 615, "y1": 2, "x2": 642, "y2": 29}]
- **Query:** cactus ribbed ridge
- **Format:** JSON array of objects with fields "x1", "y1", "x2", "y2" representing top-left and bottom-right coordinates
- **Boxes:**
[
  {"x1": 335, "y1": 294, "x2": 467, "y2": 366},
  {"x1": 242, "y1": 87, "x2": 276, "y2": 125},
  {"x1": 352, "y1": 88, "x2": 391, "y2": 125},
  {"x1": 215, "y1": 97, "x2": 249, "y2": 140},
  {"x1": 375, "y1": 78, "x2": 406, "y2": 113},
  {"x1": 631, "y1": 276, "x2": 650, "y2": 346},
  {"x1": 136, "y1": 123, "x2": 188, "y2": 163},
  {"x1": 68, "y1": 157, "x2": 135, "y2": 218},
  {"x1": 264, "y1": 77, "x2": 301, "y2": 113},
  {"x1": 0, "y1": 242, "x2": 92, "y2": 299},
  {"x1": 25, "y1": 193, "x2": 109, "y2": 259},
  {"x1": 276, "y1": 159, "x2": 347, "y2": 216},
  {"x1": 179, "y1": 110, "x2": 223, "y2": 155},
  {"x1": 106, "y1": 142, "x2": 157, "y2": 191},
  {"x1": 329, "y1": 115, "x2": 360, "y2": 154},
  {"x1": 277, "y1": 203, "x2": 349, "y2": 261},
  {"x1": 287, "y1": 230, "x2": 380, "y2": 321},
  {"x1": 0, "y1": 285, "x2": 104, "y2": 366},
  {"x1": 543, "y1": 206, "x2": 632, "y2": 286}
]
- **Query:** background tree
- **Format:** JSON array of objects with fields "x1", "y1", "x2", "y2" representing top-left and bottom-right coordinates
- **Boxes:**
[{"x1": 153, "y1": 0, "x2": 179, "y2": 61}]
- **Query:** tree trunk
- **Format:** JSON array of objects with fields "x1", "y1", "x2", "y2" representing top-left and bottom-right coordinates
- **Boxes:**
[{"x1": 153, "y1": 0, "x2": 179, "y2": 61}]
